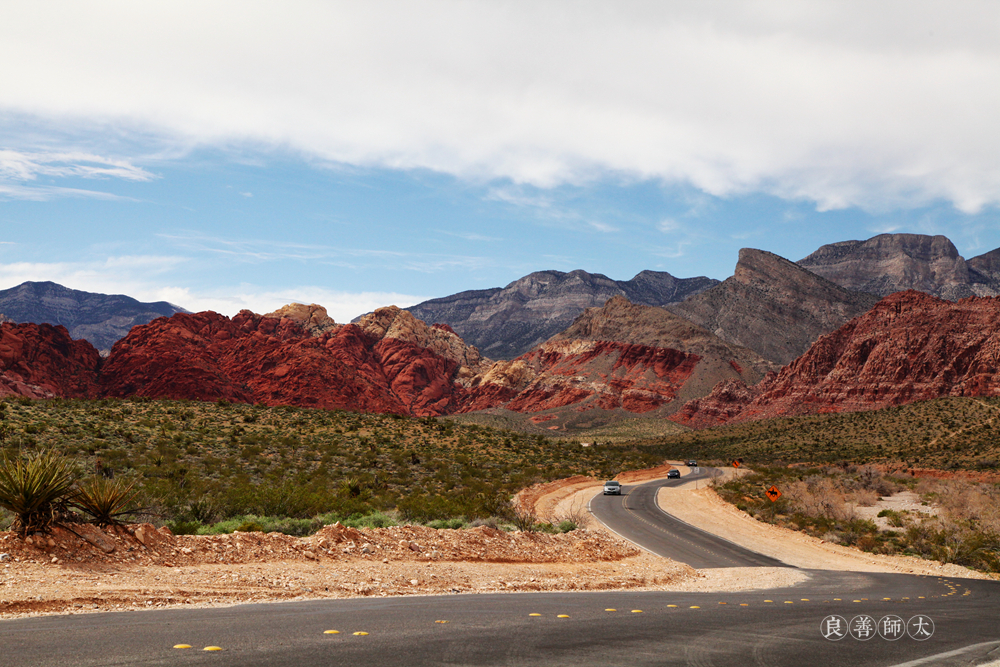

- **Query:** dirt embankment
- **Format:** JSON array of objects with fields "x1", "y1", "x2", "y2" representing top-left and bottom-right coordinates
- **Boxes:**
[
  {"x1": 0, "y1": 518, "x2": 701, "y2": 619},
  {"x1": 655, "y1": 485, "x2": 992, "y2": 580}
]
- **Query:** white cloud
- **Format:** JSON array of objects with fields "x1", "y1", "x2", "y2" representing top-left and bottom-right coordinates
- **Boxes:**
[
  {"x1": 657, "y1": 219, "x2": 680, "y2": 233},
  {"x1": 0, "y1": 3, "x2": 998, "y2": 212},
  {"x1": 0, "y1": 149, "x2": 154, "y2": 200}
]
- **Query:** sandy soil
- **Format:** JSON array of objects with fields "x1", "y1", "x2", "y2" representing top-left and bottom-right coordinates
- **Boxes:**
[
  {"x1": 655, "y1": 478, "x2": 991, "y2": 580},
  {"x1": 0, "y1": 463, "x2": 806, "y2": 620}
]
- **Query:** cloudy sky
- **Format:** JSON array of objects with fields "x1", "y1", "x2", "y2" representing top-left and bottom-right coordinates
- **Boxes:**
[{"x1": 1, "y1": 2, "x2": 998, "y2": 322}]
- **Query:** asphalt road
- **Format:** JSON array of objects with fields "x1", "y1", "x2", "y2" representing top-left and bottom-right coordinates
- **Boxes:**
[
  {"x1": 3, "y1": 573, "x2": 998, "y2": 666},
  {"x1": 589, "y1": 468, "x2": 787, "y2": 568},
  {"x1": 3, "y1": 467, "x2": 999, "y2": 666}
]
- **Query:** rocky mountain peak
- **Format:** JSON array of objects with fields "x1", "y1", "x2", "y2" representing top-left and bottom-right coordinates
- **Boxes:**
[
  {"x1": 797, "y1": 233, "x2": 991, "y2": 300},
  {"x1": 264, "y1": 303, "x2": 337, "y2": 336},
  {"x1": 668, "y1": 248, "x2": 879, "y2": 365}
]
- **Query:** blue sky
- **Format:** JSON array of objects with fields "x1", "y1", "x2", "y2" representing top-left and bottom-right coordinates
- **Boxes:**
[{"x1": 1, "y1": 3, "x2": 999, "y2": 322}]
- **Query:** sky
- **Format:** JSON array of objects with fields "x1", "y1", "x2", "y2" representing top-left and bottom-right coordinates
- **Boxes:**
[{"x1": 1, "y1": 2, "x2": 999, "y2": 323}]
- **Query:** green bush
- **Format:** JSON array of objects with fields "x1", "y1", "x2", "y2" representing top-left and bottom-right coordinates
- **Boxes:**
[
  {"x1": 0, "y1": 451, "x2": 77, "y2": 535},
  {"x1": 73, "y1": 476, "x2": 145, "y2": 527}
]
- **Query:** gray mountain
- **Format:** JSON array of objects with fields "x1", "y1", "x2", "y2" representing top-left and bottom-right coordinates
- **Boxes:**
[
  {"x1": 405, "y1": 269, "x2": 718, "y2": 359},
  {"x1": 668, "y1": 248, "x2": 880, "y2": 365},
  {"x1": 0, "y1": 281, "x2": 187, "y2": 354},
  {"x1": 797, "y1": 233, "x2": 1000, "y2": 300}
]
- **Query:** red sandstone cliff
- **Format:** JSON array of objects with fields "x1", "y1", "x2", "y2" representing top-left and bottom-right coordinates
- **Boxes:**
[
  {"x1": 673, "y1": 290, "x2": 1000, "y2": 428},
  {"x1": 0, "y1": 322, "x2": 101, "y2": 399}
]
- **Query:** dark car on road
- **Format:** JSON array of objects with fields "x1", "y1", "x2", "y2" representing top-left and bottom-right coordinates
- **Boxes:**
[
  {"x1": 667, "y1": 469, "x2": 681, "y2": 479},
  {"x1": 685, "y1": 460, "x2": 697, "y2": 467}
]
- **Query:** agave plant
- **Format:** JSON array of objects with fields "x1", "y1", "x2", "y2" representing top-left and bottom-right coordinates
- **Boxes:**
[
  {"x1": 0, "y1": 450, "x2": 78, "y2": 535},
  {"x1": 72, "y1": 476, "x2": 146, "y2": 527}
]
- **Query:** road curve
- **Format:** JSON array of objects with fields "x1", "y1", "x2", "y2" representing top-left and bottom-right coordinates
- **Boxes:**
[{"x1": 589, "y1": 467, "x2": 787, "y2": 569}]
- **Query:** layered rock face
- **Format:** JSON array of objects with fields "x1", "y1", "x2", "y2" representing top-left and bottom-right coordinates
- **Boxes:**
[
  {"x1": 0, "y1": 281, "x2": 186, "y2": 354},
  {"x1": 673, "y1": 290, "x2": 1000, "y2": 428},
  {"x1": 98, "y1": 306, "x2": 490, "y2": 416},
  {"x1": 798, "y1": 234, "x2": 1000, "y2": 300},
  {"x1": 463, "y1": 297, "x2": 773, "y2": 417},
  {"x1": 669, "y1": 249, "x2": 879, "y2": 365},
  {"x1": 0, "y1": 322, "x2": 101, "y2": 399},
  {"x1": 406, "y1": 268, "x2": 718, "y2": 360}
]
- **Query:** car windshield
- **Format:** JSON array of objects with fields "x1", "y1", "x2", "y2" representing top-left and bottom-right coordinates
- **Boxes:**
[{"x1": 606, "y1": 481, "x2": 619, "y2": 485}]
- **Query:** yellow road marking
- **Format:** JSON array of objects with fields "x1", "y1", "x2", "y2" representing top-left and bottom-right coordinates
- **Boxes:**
[
  {"x1": 203, "y1": 647, "x2": 223, "y2": 652},
  {"x1": 631, "y1": 610, "x2": 643, "y2": 613},
  {"x1": 690, "y1": 606, "x2": 700, "y2": 609},
  {"x1": 173, "y1": 645, "x2": 191, "y2": 649},
  {"x1": 353, "y1": 632, "x2": 369, "y2": 636},
  {"x1": 605, "y1": 608, "x2": 617, "y2": 612},
  {"x1": 667, "y1": 605, "x2": 677, "y2": 608},
  {"x1": 529, "y1": 613, "x2": 541, "y2": 617},
  {"x1": 435, "y1": 620, "x2": 448, "y2": 624},
  {"x1": 739, "y1": 604, "x2": 748, "y2": 606},
  {"x1": 557, "y1": 615, "x2": 570, "y2": 618}
]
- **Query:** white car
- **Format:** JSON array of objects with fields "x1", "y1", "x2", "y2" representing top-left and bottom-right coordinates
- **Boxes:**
[{"x1": 603, "y1": 480, "x2": 622, "y2": 495}]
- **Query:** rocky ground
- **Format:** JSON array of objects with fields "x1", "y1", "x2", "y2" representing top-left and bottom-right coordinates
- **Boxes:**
[{"x1": 0, "y1": 463, "x2": 814, "y2": 620}]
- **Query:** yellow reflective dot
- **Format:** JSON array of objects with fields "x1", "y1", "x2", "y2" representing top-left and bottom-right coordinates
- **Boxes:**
[
  {"x1": 323, "y1": 630, "x2": 340, "y2": 635},
  {"x1": 605, "y1": 608, "x2": 617, "y2": 612},
  {"x1": 529, "y1": 613, "x2": 542, "y2": 617},
  {"x1": 203, "y1": 647, "x2": 223, "y2": 652},
  {"x1": 739, "y1": 604, "x2": 749, "y2": 607},
  {"x1": 690, "y1": 606, "x2": 700, "y2": 609},
  {"x1": 353, "y1": 632, "x2": 369, "y2": 636},
  {"x1": 801, "y1": 599, "x2": 809, "y2": 601},
  {"x1": 764, "y1": 600, "x2": 773, "y2": 603},
  {"x1": 631, "y1": 610, "x2": 643, "y2": 613},
  {"x1": 557, "y1": 614, "x2": 570, "y2": 618},
  {"x1": 667, "y1": 605, "x2": 677, "y2": 608},
  {"x1": 853, "y1": 600, "x2": 861, "y2": 603},
  {"x1": 883, "y1": 597, "x2": 892, "y2": 601},
  {"x1": 834, "y1": 598, "x2": 842, "y2": 601},
  {"x1": 173, "y1": 645, "x2": 191, "y2": 649},
  {"x1": 718, "y1": 602, "x2": 727, "y2": 605},
  {"x1": 435, "y1": 620, "x2": 448, "y2": 624},
  {"x1": 784, "y1": 601, "x2": 793, "y2": 604}
]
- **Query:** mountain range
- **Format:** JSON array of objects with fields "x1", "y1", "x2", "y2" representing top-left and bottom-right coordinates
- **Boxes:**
[
  {"x1": 5, "y1": 232, "x2": 1000, "y2": 433},
  {"x1": 0, "y1": 281, "x2": 186, "y2": 354}
]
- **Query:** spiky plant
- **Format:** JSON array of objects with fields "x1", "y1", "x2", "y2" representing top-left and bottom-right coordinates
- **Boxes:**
[
  {"x1": 0, "y1": 451, "x2": 78, "y2": 535},
  {"x1": 72, "y1": 476, "x2": 145, "y2": 527}
]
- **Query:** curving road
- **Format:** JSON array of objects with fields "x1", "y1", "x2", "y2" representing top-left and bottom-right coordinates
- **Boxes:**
[
  {"x1": 3, "y1": 466, "x2": 1000, "y2": 666},
  {"x1": 589, "y1": 467, "x2": 787, "y2": 569}
]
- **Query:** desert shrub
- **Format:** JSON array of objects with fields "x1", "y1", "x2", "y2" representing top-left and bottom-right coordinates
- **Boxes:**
[
  {"x1": 555, "y1": 519, "x2": 577, "y2": 533},
  {"x1": 165, "y1": 519, "x2": 202, "y2": 535},
  {"x1": 0, "y1": 450, "x2": 78, "y2": 535},
  {"x1": 341, "y1": 511, "x2": 397, "y2": 529},
  {"x1": 235, "y1": 519, "x2": 265, "y2": 533},
  {"x1": 72, "y1": 476, "x2": 146, "y2": 527},
  {"x1": 851, "y1": 488, "x2": 879, "y2": 507}
]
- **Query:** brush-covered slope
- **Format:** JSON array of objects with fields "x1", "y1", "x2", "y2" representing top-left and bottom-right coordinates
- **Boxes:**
[
  {"x1": 406, "y1": 268, "x2": 717, "y2": 360},
  {"x1": 669, "y1": 248, "x2": 879, "y2": 365},
  {"x1": 673, "y1": 290, "x2": 1000, "y2": 428}
]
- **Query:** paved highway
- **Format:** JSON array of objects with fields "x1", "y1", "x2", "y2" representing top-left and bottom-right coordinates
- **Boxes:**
[
  {"x1": 3, "y1": 467, "x2": 999, "y2": 666},
  {"x1": 589, "y1": 468, "x2": 787, "y2": 568},
  {"x1": 3, "y1": 573, "x2": 999, "y2": 666}
]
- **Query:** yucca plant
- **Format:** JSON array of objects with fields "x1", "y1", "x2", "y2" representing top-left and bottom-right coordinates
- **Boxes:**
[
  {"x1": 0, "y1": 451, "x2": 78, "y2": 535},
  {"x1": 72, "y1": 476, "x2": 146, "y2": 527}
]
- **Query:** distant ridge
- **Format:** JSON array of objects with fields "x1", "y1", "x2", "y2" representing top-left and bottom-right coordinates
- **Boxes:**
[
  {"x1": 798, "y1": 233, "x2": 1000, "y2": 300},
  {"x1": 0, "y1": 281, "x2": 187, "y2": 353},
  {"x1": 668, "y1": 249, "x2": 879, "y2": 365},
  {"x1": 404, "y1": 268, "x2": 718, "y2": 359}
]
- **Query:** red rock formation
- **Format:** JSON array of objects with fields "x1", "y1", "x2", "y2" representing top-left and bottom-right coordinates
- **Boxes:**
[
  {"x1": 99, "y1": 307, "x2": 488, "y2": 416},
  {"x1": 0, "y1": 322, "x2": 100, "y2": 399},
  {"x1": 673, "y1": 290, "x2": 1000, "y2": 427}
]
